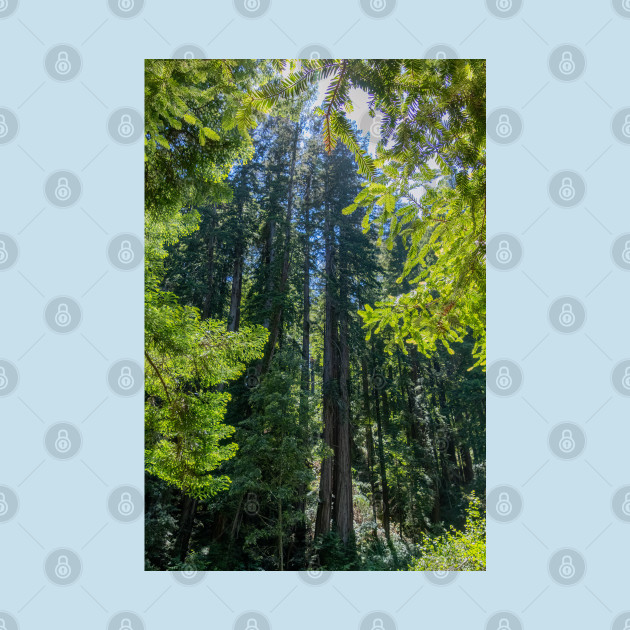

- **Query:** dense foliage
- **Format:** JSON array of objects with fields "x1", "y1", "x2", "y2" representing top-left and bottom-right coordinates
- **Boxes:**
[{"x1": 145, "y1": 59, "x2": 486, "y2": 571}]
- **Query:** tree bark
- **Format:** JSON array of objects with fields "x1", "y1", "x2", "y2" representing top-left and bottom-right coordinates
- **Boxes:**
[
  {"x1": 174, "y1": 493, "x2": 197, "y2": 562},
  {"x1": 361, "y1": 358, "x2": 378, "y2": 531},
  {"x1": 227, "y1": 203, "x2": 244, "y2": 332},
  {"x1": 261, "y1": 120, "x2": 300, "y2": 374},
  {"x1": 315, "y1": 174, "x2": 337, "y2": 539},
  {"x1": 374, "y1": 387, "x2": 390, "y2": 541},
  {"x1": 201, "y1": 209, "x2": 217, "y2": 320},
  {"x1": 334, "y1": 281, "x2": 353, "y2": 543}
]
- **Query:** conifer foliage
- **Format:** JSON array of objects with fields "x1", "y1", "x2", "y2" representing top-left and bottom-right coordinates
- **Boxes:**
[{"x1": 145, "y1": 59, "x2": 486, "y2": 571}]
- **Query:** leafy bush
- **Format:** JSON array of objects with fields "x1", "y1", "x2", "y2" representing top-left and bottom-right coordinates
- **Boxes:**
[{"x1": 407, "y1": 493, "x2": 485, "y2": 571}]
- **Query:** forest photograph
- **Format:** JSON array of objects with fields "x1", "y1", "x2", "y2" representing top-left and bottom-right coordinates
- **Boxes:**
[{"x1": 144, "y1": 58, "x2": 486, "y2": 572}]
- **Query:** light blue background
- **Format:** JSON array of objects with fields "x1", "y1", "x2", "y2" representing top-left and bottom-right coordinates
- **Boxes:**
[{"x1": 1, "y1": 1, "x2": 629, "y2": 628}]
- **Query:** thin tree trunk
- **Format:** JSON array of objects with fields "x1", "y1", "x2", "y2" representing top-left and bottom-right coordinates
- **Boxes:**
[
  {"x1": 227, "y1": 202, "x2": 244, "y2": 332},
  {"x1": 201, "y1": 210, "x2": 217, "y2": 320},
  {"x1": 361, "y1": 357, "x2": 378, "y2": 531},
  {"x1": 374, "y1": 387, "x2": 390, "y2": 541},
  {"x1": 334, "y1": 286, "x2": 352, "y2": 544},
  {"x1": 174, "y1": 493, "x2": 197, "y2": 561}
]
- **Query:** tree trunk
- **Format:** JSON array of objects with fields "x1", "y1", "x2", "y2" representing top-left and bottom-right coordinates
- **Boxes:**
[
  {"x1": 174, "y1": 493, "x2": 197, "y2": 561},
  {"x1": 361, "y1": 358, "x2": 378, "y2": 531},
  {"x1": 261, "y1": 120, "x2": 300, "y2": 374},
  {"x1": 227, "y1": 204, "x2": 244, "y2": 332},
  {"x1": 201, "y1": 210, "x2": 217, "y2": 320},
  {"x1": 315, "y1": 179, "x2": 337, "y2": 539},
  {"x1": 334, "y1": 283, "x2": 352, "y2": 544},
  {"x1": 374, "y1": 387, "x2": 390, "y2": 541}
]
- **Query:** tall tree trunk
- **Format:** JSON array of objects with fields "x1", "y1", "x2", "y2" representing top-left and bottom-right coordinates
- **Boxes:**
[
  {"x1": 174, "y1": 493, "x2": 197, "y2": 561},
  {"x1": 334, "y1": 281, "x2": 352, "y2": 543},
  {"x1": 361, "y1": 358, "x2": 378, "y2": 531},
  {"x1": 261, "y1": 120, "x2": 300, "y2": 374},
  {"x1": 227, "y1": 203, "x2": 244, "y2": 332},
  {"x1": 201, "y1": 209, "x2": 217, "y2": 320},
  {"x1": 315, "y1": 181, "x2": 337, "y2": 539},
  {"x1": 374, "y1": 386, "x2": 390, "y2": 541},
  {"x1": 299, "y1": 173, "x2": 312, "y2": 415},
  {"x1": 295, "y1": 173, "x2": 312, "y2": 558}
]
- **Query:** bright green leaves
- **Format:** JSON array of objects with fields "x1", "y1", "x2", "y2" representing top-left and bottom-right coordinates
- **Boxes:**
[
  {"x1": 407, "y1": 493, "x2": 486, "y2": 571},
  {"x1": 145, "y1": 59, "x2": 271, "y2": 501},
  {"x1": 145, "y1": 287, "x2": 269, "y2": 500}
]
